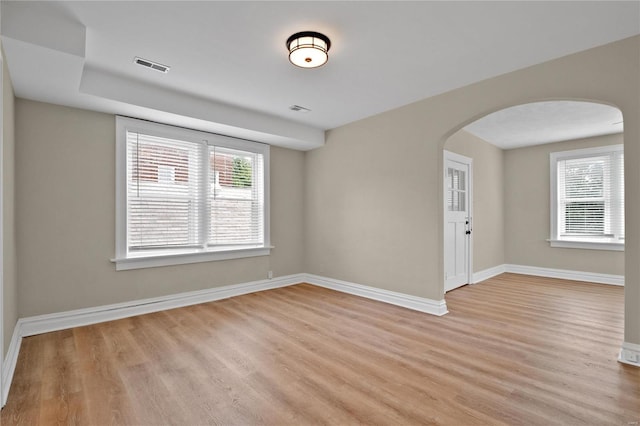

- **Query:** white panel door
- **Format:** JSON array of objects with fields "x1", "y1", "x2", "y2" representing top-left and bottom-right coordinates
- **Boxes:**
[{"x1": 444, "y1": 151, "x2": 472, "y2": 292}]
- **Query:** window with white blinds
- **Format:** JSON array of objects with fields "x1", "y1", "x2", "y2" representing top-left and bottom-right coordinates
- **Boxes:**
[
  {"x1": 550, "y1": 144, "x2": 623, "y2": 250},
  {"x1": 115, "y1": 117, "x2": 270, "y2": 270},
  {"x1": 208, "y1": 146, "x2": 264, "y2": 247},
  {"x1": 127, "y1": 132, "x2": 203, "y2": 250}
]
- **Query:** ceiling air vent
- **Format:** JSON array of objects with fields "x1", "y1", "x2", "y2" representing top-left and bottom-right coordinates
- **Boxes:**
[
  {"x1": 289, "y1": 105, "x2": 311, "y2": 113},
  {"x1": 134, "y1": 57, "x2": 170, "y2": 73}
]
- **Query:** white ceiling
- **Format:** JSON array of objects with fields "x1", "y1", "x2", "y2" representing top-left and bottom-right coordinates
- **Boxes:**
[
  {"x1": 464, "y1": 101, "x2": 624, "y2": 149},
  {"x1": 1, "y1": 1, "x2": 639, "y2": 150}
]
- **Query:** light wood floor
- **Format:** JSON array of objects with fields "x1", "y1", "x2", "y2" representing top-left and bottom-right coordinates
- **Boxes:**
[{"x1": 2, "y1": 273, "x2": 639, "y2": 425}]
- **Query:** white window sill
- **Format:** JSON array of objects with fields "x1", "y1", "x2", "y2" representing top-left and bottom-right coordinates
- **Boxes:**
[
  {"x1": 547, "y1": 239, "x2": 624, "y2": 252},
  {"x1": 111, "y1": 246, "x2": 273, "y2": 271}
]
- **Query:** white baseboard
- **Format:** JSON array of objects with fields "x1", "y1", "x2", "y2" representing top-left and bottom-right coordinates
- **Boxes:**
[
  {"x1": 619, "y1": 341, "x2": 640, "y2": 367},
  {"x1": 472, "y1": 263, "x2": 623, "y2": 286},
  {"x1": 472, "y1": 264, "x2": 507, "y2": 284},
  {"x1": 1, "y1": 322, "x2": 21, "y2": 407},
  {"x1": 0, "y1": 273, "x2": 448, "y2": 406},
  {"x1": 0, "y1": 273, "x2": 304, "y2": 407},
  {"x1": 303, "y1": 273, "x2": 448, "y2": 316},
  {"x1": 505, "y1": 264, "x2": 624, "y2": 286},
  {"x1": 19, "y1": 274, "x2": 305, "y2": 338},
  {"x1": 0, "y1": 265, "x2": 627, "y2": 406}
]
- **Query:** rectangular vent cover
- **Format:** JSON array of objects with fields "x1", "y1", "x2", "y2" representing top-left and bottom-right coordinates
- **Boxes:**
[{"x1": 134, "y1": 57, "x2": 170, "y2": 73}]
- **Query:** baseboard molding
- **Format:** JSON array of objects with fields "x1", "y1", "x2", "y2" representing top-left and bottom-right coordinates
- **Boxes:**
[
  {"x1": 470, "y1": 264, "x2": 622, "y2": 287},
  {"x1": 19, "y1": 274, "x2": 305, "y2": 338},
  {"x1": 2, "y1": 322, "x2": 21, "y2": 407},
  {"x1": 472, "y1": 264, "x2": 507, "y2": 284},
  {"x1": 303, "y1": 273, "x2": 448, "y2": 316},
  {"x1": 0, "y1": 273, "x2": 304, "y2": 407},
  {"x1": 0, "y1": 272, "x2": 452, "y2": 406},
  {"x1": 0, "y1": 265, "x2": 626, "y2": 406},
  {"x1": 472, "y1": 263, "x2": 624, "y2": 286},
  {"x1": 505, "y1": 264, "x2": 624, "y2": 286},
  {"x1": 12, "y1": 264, "x2": 617, "y2": 338},
  {"x1": 619, "y1": 341, "x2": 640, "y2": 367}
]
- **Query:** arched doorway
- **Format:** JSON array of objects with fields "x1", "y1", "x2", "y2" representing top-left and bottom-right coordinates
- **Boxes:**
[
  {"x1": 441, "y1": 100, "x2": 638, "y2": 365},
  {"x1": 442, "y1": 100, "x2": 624, "y2": 291}
]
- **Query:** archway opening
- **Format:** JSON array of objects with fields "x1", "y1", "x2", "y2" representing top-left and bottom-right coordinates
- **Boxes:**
[{"x1": 442, "y1": 100, "x2": 624, "y2": 293}]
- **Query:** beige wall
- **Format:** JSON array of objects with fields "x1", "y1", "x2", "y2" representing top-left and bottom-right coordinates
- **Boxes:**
[
  {"x1": 3, "y1": 47, "x2": 17, "y2": 358},
  {"x1": 8, "y1": 36, "x2": 640, "y2": 350},
  {"x1": 15, "y1": 99, "x2": 305, "y2": 317},
  {"x1": 305, "y1": 36, "x2": 640, "y2": 345},
  {"x1": 504, "y1": 133, "x2": 624, "y2": 275},
  {"x1": 445, "y1": 130, "x2": 505, "y2": 273},
  {"x1": 305, "y1": 111, "x2": 437, "y2": 297},
  {"x1": 444, "y1": 130, "x2": 623, "y2": 277}
]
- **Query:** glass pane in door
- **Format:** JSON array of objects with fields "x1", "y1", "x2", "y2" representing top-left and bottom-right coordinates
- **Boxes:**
[{"x1": 447, "y1": 168, "x2": 466, "y2": 211}]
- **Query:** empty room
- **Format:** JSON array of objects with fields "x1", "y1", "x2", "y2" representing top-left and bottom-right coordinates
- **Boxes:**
[{"x1": 1, "y1": 1, "x2": 639, "y2": 425}]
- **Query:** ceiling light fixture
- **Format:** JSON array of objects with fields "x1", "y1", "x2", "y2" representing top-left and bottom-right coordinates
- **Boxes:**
[{"x1": 286, "y1": 31, "x2": 331, "y2": 68}]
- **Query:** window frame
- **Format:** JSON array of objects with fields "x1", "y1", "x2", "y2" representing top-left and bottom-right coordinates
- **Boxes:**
[
  {"x1": 549, "y1": 144, "x2": 623, "y2": 252},
  {"x1": 114, "y1": 116, "x2": 271, "y2": 271}
]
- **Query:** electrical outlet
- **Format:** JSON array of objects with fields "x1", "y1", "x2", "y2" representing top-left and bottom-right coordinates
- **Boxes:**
[{"x1": 268, "y1": 270, "x2": 273, "y2": 279}]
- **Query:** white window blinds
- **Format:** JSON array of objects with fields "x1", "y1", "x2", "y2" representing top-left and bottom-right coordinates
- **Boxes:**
[
  {"x1": 553, "y1": 145, "x2": 623, "y2": 244},
  {"x1": 127, "y1": 132, "x2": 203, "y2": 250},
  {"x1": 124, "y1": 127, "x2": 267, "y2": 256},
  {"x1": 208, "y1": 146, "x2": 264, "y2": 247}
]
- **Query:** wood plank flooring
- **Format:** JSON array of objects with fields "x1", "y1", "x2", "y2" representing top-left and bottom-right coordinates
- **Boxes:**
[{"x1": 2, "y1": 273, "x2": 639, "y2": 425}]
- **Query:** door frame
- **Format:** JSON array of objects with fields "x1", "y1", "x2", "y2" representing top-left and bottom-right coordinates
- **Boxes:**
[
  {"x1": 443, "y1": 150, "x2": 473, "y2": 291},
  {"x1": 0, "y1": 48, "x2": 5, "y2": 406},
  {"x1": 0, "y1": 49, "x2": 4, "y2": 408}
]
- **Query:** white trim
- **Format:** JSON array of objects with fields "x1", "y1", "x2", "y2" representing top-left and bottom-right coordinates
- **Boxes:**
[
  {"x1": 472, "y1": 264, "x2": 507, "y2": 284},
  {"x1": 115, "y1": 116, "x2": 271, "y2": 270},
  {"x1": 1, "y1": 322, "x2": 20, "y2": 407},
  {"x1": 19, "y1": 274, "x2": 303, "y2": 337},
  {"x1": 0, "y1": 267, "x2": 630, "y2": 406},
  {"x1": 464, "y1": 264, "x2": 622, "y2": 286},
  {"x1": 0, "y1": 46, "x2": 4, "y2": 407},
  {"x1": 468, "y1": 155, "x2": 474, "y2": 286},
  {"x1": 111, "y1": 246, "x2": 273, "y2": 271},
  {"x1": 618, "y1": 341, "x2": 640, "y2": 367},
  {"x1": 505, "y1": 264, "x2": 623, "y2": 286},
  {"x1": 1, "y1": 268, "x2": 632, "y2": 405},
  {"x1": 443, "y1": 150, "x2": 474, "y2": 292},
  {"x1": 5, "y1": 275, "x2": 303, "y2": 406},
  {"x1": 550, "y1": 144, "x2": 624, "y2": 251},
  {"x1": 548, "y1": 239, "x2": 624, "y2": 251},
  {"x1": 0, "y1": 273, "x2": 448, "y2": 404},
  {"x1": 304, "y1": 273, "x2": 448, "y2": 316},
  {"x1": 115, "y1": 116, "x2": 127, "y2": 261}
]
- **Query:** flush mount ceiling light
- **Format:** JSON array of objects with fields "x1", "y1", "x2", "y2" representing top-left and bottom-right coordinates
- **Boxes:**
[{"x1": 286, "y1": 31, "x2": 331, "y2": 68}]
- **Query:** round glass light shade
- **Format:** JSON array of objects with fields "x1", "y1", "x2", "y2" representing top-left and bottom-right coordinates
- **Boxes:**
[{"x1": 287, "y1": 32, "x2": 331, "y2": 68}]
